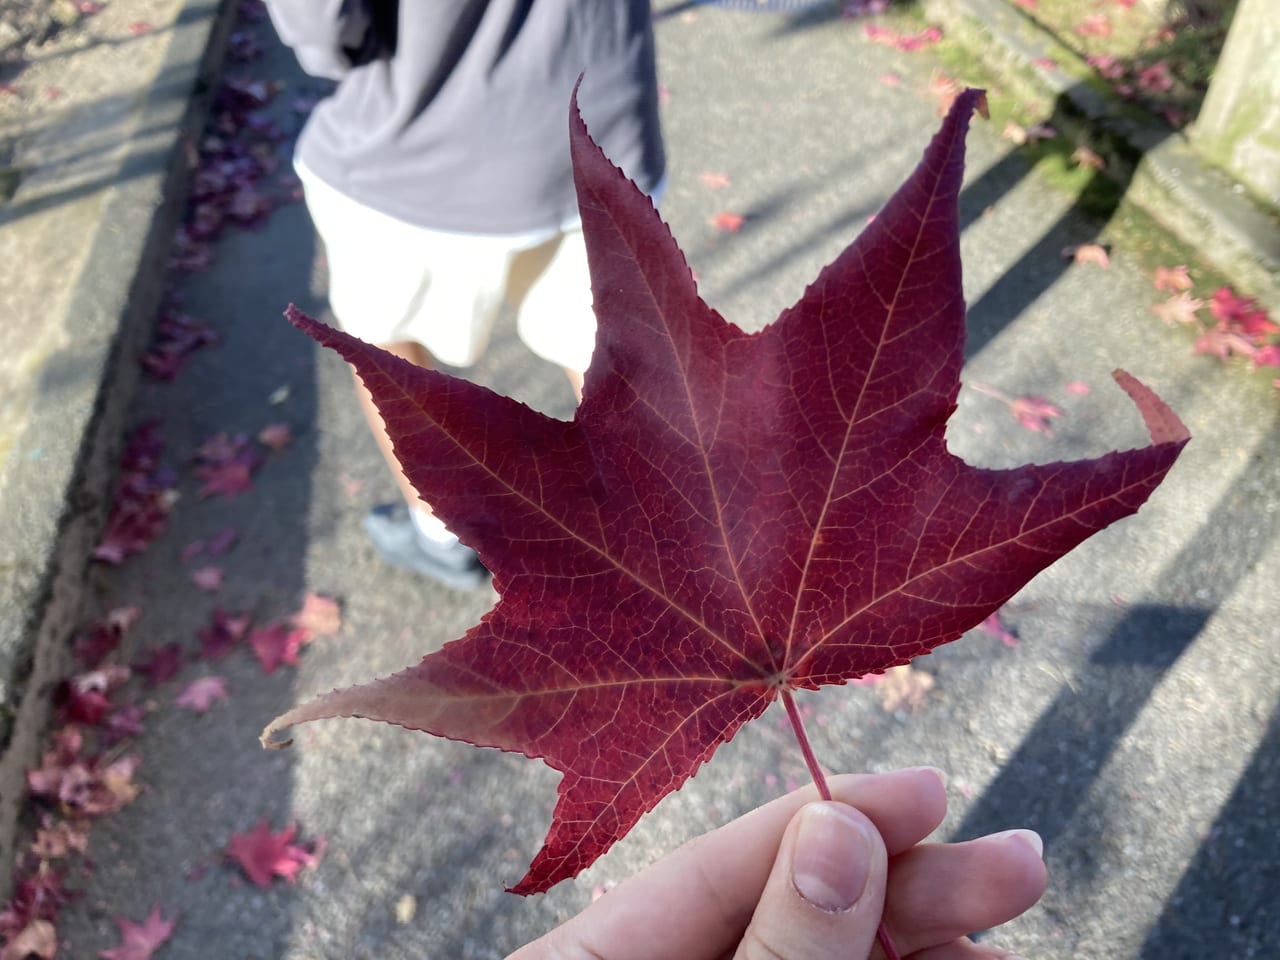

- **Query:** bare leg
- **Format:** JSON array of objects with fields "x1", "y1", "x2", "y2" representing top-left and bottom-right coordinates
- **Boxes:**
[
  {"x1": 564, "y1": 366, "x2": 584, "y2": 402},
  {"x1": 352, "y1": 339, "x2": 436, "y2": 515}
]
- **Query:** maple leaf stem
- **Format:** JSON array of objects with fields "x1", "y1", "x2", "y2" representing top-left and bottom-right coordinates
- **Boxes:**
[
  {"x1": 780, "y1": 690, "x2": 902, "y2": 960},
  {"x1": 780, "y1": 689, "x2": 830, "y2": 800}
]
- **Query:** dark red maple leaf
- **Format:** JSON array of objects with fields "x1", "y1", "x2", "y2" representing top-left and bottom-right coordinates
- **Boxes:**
[
  {"x1": 193, "y1": 432, "x2": 261, "y2": 499},
  {"x1": 133, "y1": 643, "x2": 184, "y2": 687},
  {"x1": 249, "y1": 622, "x2": 310, "y2": 674},
  {"x1": 225, "y1": 820, "x2": 322, "y2": 887},
  {"x1": 93, "y1": 423, "x2": 177, "y2": 565},
  {"x1": 262, "y1": 89, "x2": 1188, "y2": 894},
  {"x1": 197, "y1": 608, "x2": 252, "y2": 660},
  {"x1": 72, "y1": 611, "x2": 133, "y2": 668}
]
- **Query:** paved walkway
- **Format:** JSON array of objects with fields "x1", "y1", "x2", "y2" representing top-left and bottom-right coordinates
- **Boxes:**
[{"x1": 7, "y1": 4, "x2": 1279, "y2": 959}]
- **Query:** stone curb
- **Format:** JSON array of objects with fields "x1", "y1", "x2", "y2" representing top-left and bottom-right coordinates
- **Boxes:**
[
  {"x1": 0, "y1": 0, "x2": 234, "y2": 894},
  {"x1": 921, "y1": 0, "x2": 1280, "y2": 312}
]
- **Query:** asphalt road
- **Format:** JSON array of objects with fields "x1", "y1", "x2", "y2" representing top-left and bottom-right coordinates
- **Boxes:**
[{"x1": 45, "y1": 5, "x2": 1280, "y2": 959}]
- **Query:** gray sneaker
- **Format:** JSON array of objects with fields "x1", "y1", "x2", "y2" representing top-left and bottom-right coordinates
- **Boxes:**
[{"x1": 362, "y1": 504, "x2": 489, "y2": 590}]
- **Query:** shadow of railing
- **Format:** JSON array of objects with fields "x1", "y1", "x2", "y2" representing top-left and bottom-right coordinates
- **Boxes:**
[{"x1": 1139, "y1": 695, "x2": 1280, "y2": 957}]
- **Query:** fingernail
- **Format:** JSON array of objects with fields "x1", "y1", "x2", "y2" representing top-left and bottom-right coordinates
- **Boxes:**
[
  {"x1": 905, "y1": 764, "x2": 948, "y2": 788},
  {"x1": 996, "y1": 828, "x2": 1043, "y2": 858},
  {"x1": 791, "y1": 803, "x2": 872, "y2": 912}
]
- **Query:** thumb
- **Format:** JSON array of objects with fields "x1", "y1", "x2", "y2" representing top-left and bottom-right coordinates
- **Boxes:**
[{"x1": 735, "y1": 801, "x2": 887, "y2": 960}]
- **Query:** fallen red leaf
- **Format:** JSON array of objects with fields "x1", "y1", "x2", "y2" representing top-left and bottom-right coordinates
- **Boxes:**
[
  {"x1": 257, "y1": 422, "x2": 292, "y2": 449},
  {"x1": 191, "y1": 565, "x2": 224, "y2": 592},
  {"x1": 1151, "y1": 292, "x2": 1205, "y2": 326},
  {"x1": 1075, "y1": 13, "x2": 1112, "y2": 37},
  {"x1": 198, "y1": 608, "x2": 252, "y2": 660},
  {"x1": 1194, "y1": 326, "x2": 1257, "y2": 360},
  {"x1": 698, "y1": 171, "x2": 732, "y2": 189},
  {"x1": 263, "y1": 89, "x2": 1187, "y2": 894},
  {"x1": 1153, "y1": 264, "x2": 1193, "y2": 292},
  {"x1": 1071, "y1": 145, "x2": 1107, "y2": 171},
  {"x1": 176, "y1": 676, "x2": 229, "y2": 713},
  {"x1": 1210, "y1": 287, "x2": 1277, "y2": 338},
  {"x1": 1063, "y1": 243, "x2": 1110, "y2": 268},
  {"x1": 0, "y1": 868, "x2": 69, "y2": 949},
  {"x1": 92, "y1": 423, "x2": 177, "y2": 565},
  {"x1": 1009, "y1": 394, "x2": 1065, "y2": 435},
  {"x1": 979, "y1": 610, "x2": 1020, "y2": 648},
  {"x1": 292, "y1": 593, "x2": 342, "y2": 638},
  {"x1": 99, "y1": 903, "x2": 175, "y2": 960},
  {"x1": 249, "y1": 622, "x2": 310, "y2": 674},
  {"x1": 72, "y1": 607, "x2": 140, "y2": 668},
  {"x1": 711, "y1": 211, "x2": 745, "y2": 233},
  {"x1": 134, "y1": 643, "x2": 184, "y2": 687},
  {"x1": 193, "y1": 432, "x2": 261, "y2": 499},
  {"x1": 1, "y1": 919, "x2": 56, "y2": 960},
  {"x1": 225, "y1": 820, "x2": 322, "y2": 887}
]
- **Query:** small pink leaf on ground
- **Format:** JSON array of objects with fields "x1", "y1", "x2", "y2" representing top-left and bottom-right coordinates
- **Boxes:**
[
  {"x1": 698, "y1": 171, "x2": 732, "y2": 189},
  {"x1": 1253, "y1": 345, "x2": 1280, "y2": 368},
  {"x1": 1032, "y1": 56, "x2": 1059, "y2": 69},
  {"x1": 711, "y1": 211, "x2": 745, "y2": 233},
  {"x1": 134, "y1": 643, "x2": 184, "y2": 687},
  {"x1": 1065, "y1": 380, "x2": 1092, "y2": 396},
  {"x1": 1194, "y1": 326, "x2": 1257, "y2": 360},
  {"x1": 250, "y1": 622, "x2": 311, "y2": 674},
  {"x1": 1151, "y1": 292, "x2": 1205, "y2": 326},
  {"x1": 878, "y1": 72, "x2": 902, "y2": 86},
  {"x1": 99, "y1": 903, "x2": 176, "y2": 960},
  {"x1": 5, "y1": 919, "x2": 56, "y2": 960},
  {"x1": 928, "y1": 71, "x2": 960, "y2": 114},
  {"x1": 257, "y1": 423, "x2": 292, "y2": 450},
  {"x1": 1063, "y1": 243, "x2": 1110, "y2": 268},
  {"x1": 176, "y1": 676, "x2": 229, "y2": 713},
  {"x1": 292, "y1": 593, "x2": 342, "y2": 638},
  {"x1": 1010, "y1": 394, "x2": 1064, "y2": 435},
  {"x1": 225, "y1": 821, "x2": 323, "y2": 887},
  {"x1": 1137, "y1": 61, "x2": 1174, "y2": 94},
  {"x1": 979, "y1": 610, "x2": 1020, "y2": 647},
  {"x1": 126, "y1": 21, "x2": 153, "y2": 35},
  {"x1": 32, "y1": 819, "x2": 90, "y2": 859},
  {"x1": 191, "y1": 565, "x2": 224, "y2": 592},
  {"x1": 1075, "y1": 13, "x2": 1112, "y2": 37},
  {"x1": 1153, "y1": 264, "x2": 1193, "y2": 292}
]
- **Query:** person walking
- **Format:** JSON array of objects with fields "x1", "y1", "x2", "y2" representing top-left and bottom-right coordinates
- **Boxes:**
[{"x1": 265, "y1": 1, "x2": 666, "y2": 587}]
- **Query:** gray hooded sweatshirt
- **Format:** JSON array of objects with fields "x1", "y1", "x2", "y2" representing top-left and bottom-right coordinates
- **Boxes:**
[{"x1": 265, "y1": 0, "x2": 666, "y2": 236}]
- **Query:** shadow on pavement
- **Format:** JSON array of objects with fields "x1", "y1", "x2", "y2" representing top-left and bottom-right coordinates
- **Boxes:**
[
  {"x1": 1140, "y1": 696, "x2": 1280, "y2": 958},
  {"x1": 953, "y1": 424, "x2": 1280, "y2": 940}
]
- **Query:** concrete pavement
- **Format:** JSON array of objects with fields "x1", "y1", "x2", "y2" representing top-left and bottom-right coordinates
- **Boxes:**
[{"x1": 2, "y1": 3, "x2": 1277, "y2": 958}]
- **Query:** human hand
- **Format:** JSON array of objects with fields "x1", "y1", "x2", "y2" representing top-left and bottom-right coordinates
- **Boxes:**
[{"x1": 508, "y1": 766, "x2": 1046, "y2": 960}]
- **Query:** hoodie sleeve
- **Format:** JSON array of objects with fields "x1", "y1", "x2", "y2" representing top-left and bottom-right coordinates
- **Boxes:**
[{"x1": 264, "y1": 0, "x2": 373, "y2": 80}]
